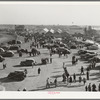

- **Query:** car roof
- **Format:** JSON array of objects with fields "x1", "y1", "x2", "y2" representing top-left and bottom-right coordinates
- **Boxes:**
[{"x1": 25, "y1": 58, "x2": 35, "y2": 61}]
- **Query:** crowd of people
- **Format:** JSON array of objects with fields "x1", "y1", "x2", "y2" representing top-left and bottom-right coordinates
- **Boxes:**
[{"x1": 85, "y1": 83, "x2": 100, "y2": 91}]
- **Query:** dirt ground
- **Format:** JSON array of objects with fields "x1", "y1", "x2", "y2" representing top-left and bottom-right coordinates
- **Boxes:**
[{"x1": 0, "y1": 36, "x2": 100, "y2": 91}]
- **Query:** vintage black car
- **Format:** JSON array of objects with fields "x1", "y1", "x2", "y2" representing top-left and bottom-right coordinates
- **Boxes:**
[
  {"x1": 9, "y1": 45, "x2": 19, "y2": 50},
  {"x1": 0, "y1": 51, "x2": 14, "y2": 57},
  {"x1": 7, "y1": 70, "x2": 26, "y2": 81},
  {"x1": 20, "y1": 58, "x2": 36, "y2": 66}
]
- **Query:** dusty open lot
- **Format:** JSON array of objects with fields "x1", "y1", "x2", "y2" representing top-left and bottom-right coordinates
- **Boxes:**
[{"x1": 0, "y1": 36, "x2": 100, "y2": 91}]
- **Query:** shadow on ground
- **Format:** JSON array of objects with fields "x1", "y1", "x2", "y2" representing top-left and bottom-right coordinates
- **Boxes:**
[
  {"x1": 0, "y1": 77, "x2": 21, "y2": 83},
  {"x1": 30, "y1": 82, "x2": 84, "y2": 91}
]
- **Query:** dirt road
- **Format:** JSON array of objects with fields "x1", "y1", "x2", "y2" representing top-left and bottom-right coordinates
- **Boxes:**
[{"x1": 0, "y1": 37, "x2": 100, "y2": 91}]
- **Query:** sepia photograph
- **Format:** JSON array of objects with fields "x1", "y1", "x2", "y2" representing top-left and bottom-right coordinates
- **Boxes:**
[{"x1": 0, "y1": 1, "x2": 100, "y2": 94}]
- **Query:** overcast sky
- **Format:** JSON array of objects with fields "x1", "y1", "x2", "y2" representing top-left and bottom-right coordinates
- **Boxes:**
[{"x1": 0, "y1": 2, "x2": 100, "y2": 25}]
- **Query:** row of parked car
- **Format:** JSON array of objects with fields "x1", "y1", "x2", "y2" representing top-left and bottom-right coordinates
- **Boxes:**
[
  {"x1": 0, "y1": 40, "x2": 22, "y2": 62},
  {"x1": 77, "y1": 49, "x2": 100, "y2": 63}
]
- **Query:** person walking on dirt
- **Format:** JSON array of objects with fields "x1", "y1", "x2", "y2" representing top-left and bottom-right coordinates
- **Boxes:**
[
  {"x1": 92, "y1": 84, "x2": 97, "y2": 91},
  {"x1": 62, "y1": 73, "x2": 66, "y2": 83},
  {"x1": 50, "y1": 57, "x2": 52, "y2": 63},
  {"x1": 72, "y1": 55, "x2": 75, "y2": 65},
  {"x1": 69, "y1": 76, "x2": 72, "y2": 85},
  {"x1": 79, "y1": 76, "x2": 82, "y2": 85},
  {"x1": 73, "y1": 73, "x2": 76, "y2": 82},
  {"x1": 83, "y1": 77, "x2": 86, "y2": 85},
  {"x1": 54, "y1": 78, "x2": 57, "y2": 87},
  {"x1": 98, "y1": 83, "x2": 100, "y2": 91},
  {"x1": 24, "y1": 69, "x2": 27, "y2": 75},
  {"x1": 38, "y1": 68, "x2": 41, "y2": 75},
  {"x1": 81, "y1": 66, "x2": 84, "y2": 75},
  {"x1": 3, "y1": 63, "x2": 6, "y2": 69},
  {"x1": 88, "y1": 83, "x2": 91, "y2": 91},
  {"x1": 46, "y1": 78, "x2": 50, "y2": 88},
  {"x1": 85, "y1": 86, "x2": 88, "y2": 91},
  {"x1": 50, "y1": 52, "x2": 52, "y2": 57},
  {"x1": 23, "y1": 88, "x2": 27, "y2": 91},
  {"x1": 86, "y1": 71, "x2": 89, "y2": 80},
  {"x1": 19, "y1": 51, "x2": 22, "y2": 57}
]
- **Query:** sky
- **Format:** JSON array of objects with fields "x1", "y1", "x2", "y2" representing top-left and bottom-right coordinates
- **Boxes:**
[{"x1": 0, "y1": 2, "x2": 100, "y2": 25}]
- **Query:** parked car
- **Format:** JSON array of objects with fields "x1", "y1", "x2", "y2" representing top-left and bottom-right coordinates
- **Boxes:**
[
  {"x1": 80, "y1": 53, "x2": 96, "y2": 61},
  {"x1": 78, "y1": 50, "x2": 96, "y2": 55},
  {"x1": 20, "y1": 58, "x2": 36, "y2": 66},
  {"x1": 0, "y1": 45, "x2": 9, "y2": 50},
  {"x1": 57, "y1": 47, "x2": 70, "y2": 54},
  {"x1": 9, "y1": 45, "x2": 19, "y2": 50},
  {"x1": 0, "y1": 51, "x2": 14, "y2": 57},
  {"x1": 8, "y1": 40, "x2": 22, "y2": 45},
  {"x1": 87, "y1": 45, "x2": 99, "y2": 50},
  {"x1": 7, "y1": 70, "x2": 26, "y2": 81}
]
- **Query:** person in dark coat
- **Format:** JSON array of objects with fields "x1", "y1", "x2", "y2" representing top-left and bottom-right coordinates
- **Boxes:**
[
  {"x1": 92, "y1": 84, "x2": 97, "y2": 91},
  {"x1": 85, "y1": 86, "x2": 88, "y2": 91},
  {"x1": 88, "y1": 83, "x2": 91, "y2": 91},
  {"x1": 86, "y1": 71, "x2": 89, "y2": 80},
  {"x1": 62, "y1": 73, "x2": 66, "y2": 83},
  {"x1": 38, "y1": 68, "x2": 41, "y2": 74},
  {"x1": 69, "y1": 76, "x2": 72, "y2": 85},
  {"x1": 98, "y1": 83, "x2": 100, "y2": 91},
  {"x1": 83, "y1": 77, "x2": 86, "y2": 85},
  {"x1": 64, "y1": 67, "x2": 69, "y2": 78},
  {"x1": 29, "y1": 52, "x2": 31, "y2": 56},
  {"x1": 50, "y1": 52, "x2": 52, "y2": 57},
  {"x1": 3, "y1": 63, "x2": 6, "y2": 69},
  {"x1": 73, "y1": 73, "x2": 76, "y2": 82},
  {"x1": 79, "y1": 76, "x2": 82, "y2": 85},
  {"x1": 81, "y1": 66, "x2": 84, "y2": 75},
  {"x1": 23, "y1": 88, "x2": 26, "y2": 91},
  {"x1": 46, "y1": 78, "x2": 50, "y2": 88},
  {"x1": 19, "y1": 51, "x2": 22, "y2": 57},
  {"x1": 72, "y1": 56, "x2": 75, "y2": 65},
  {"x1": 50, "y1": 57, "x2": 52, "y2": 63},
  {"x1": 54, "y1": 78, "x2": 57, "y2": 87}
]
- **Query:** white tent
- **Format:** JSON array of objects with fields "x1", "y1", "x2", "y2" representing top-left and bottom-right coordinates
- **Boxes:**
[{"x1": 50, "y1": 29, "x2": 54, "y2": 33}]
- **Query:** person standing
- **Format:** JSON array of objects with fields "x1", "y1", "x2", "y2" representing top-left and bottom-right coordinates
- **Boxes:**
[
  {"x1": 62, "y1": 73, "x2": 66, "y2": 83},
  {"x1": 69, "y1": 76, "x2": 72, "y2": 85},
  {"x1": 86, "y1": 71, "x2": 89, "y2": 80},
  {"x1": 3, "y1": 63, "x2": 6, "y2": 69},
  {"x1": 73, "y1": 73, "x2": 76, "y2": 82},
  {"x1": 83, "y1": 77, "x2": 86, "y2": 85},
  {"x1": 50, "y1": 57, "x2": 52, "y2": 63},
  {"x1": 81, "y1": 66, "x2": 84, "y2": 75},
  {"x1": 92, "y1": 84, "x2": 97, "y2": 91},
  {"x1": 54, "y1": 78, "x2": 57, "y2": 87},
  {"x1": 19, "y1": 51, "x2": 22, "y2": 57},
  {"x1": 38, "y1": 68, "x2": 41, "y2": 75},
  {"x1": 23, "y1": 88, "x2": 27, "y2": 91},
  {"x1": 46, "y1": 78, "x2": 50, "y2": 88},
  {"x1": 88, "y1": 83, "x2": 91, "y2": 91},
  {"x1": 85, "y1": 86, "x2": 88, "y2": 91},
  {"x1": 98, "y1": 83, "x2": 100, "y2": 91},
  {"x1": 79, "y1": 76, "x2": 82, "y2": 85},
  {"x1": 50, "y1": 52, "x2": 52, "y2": 57}
]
